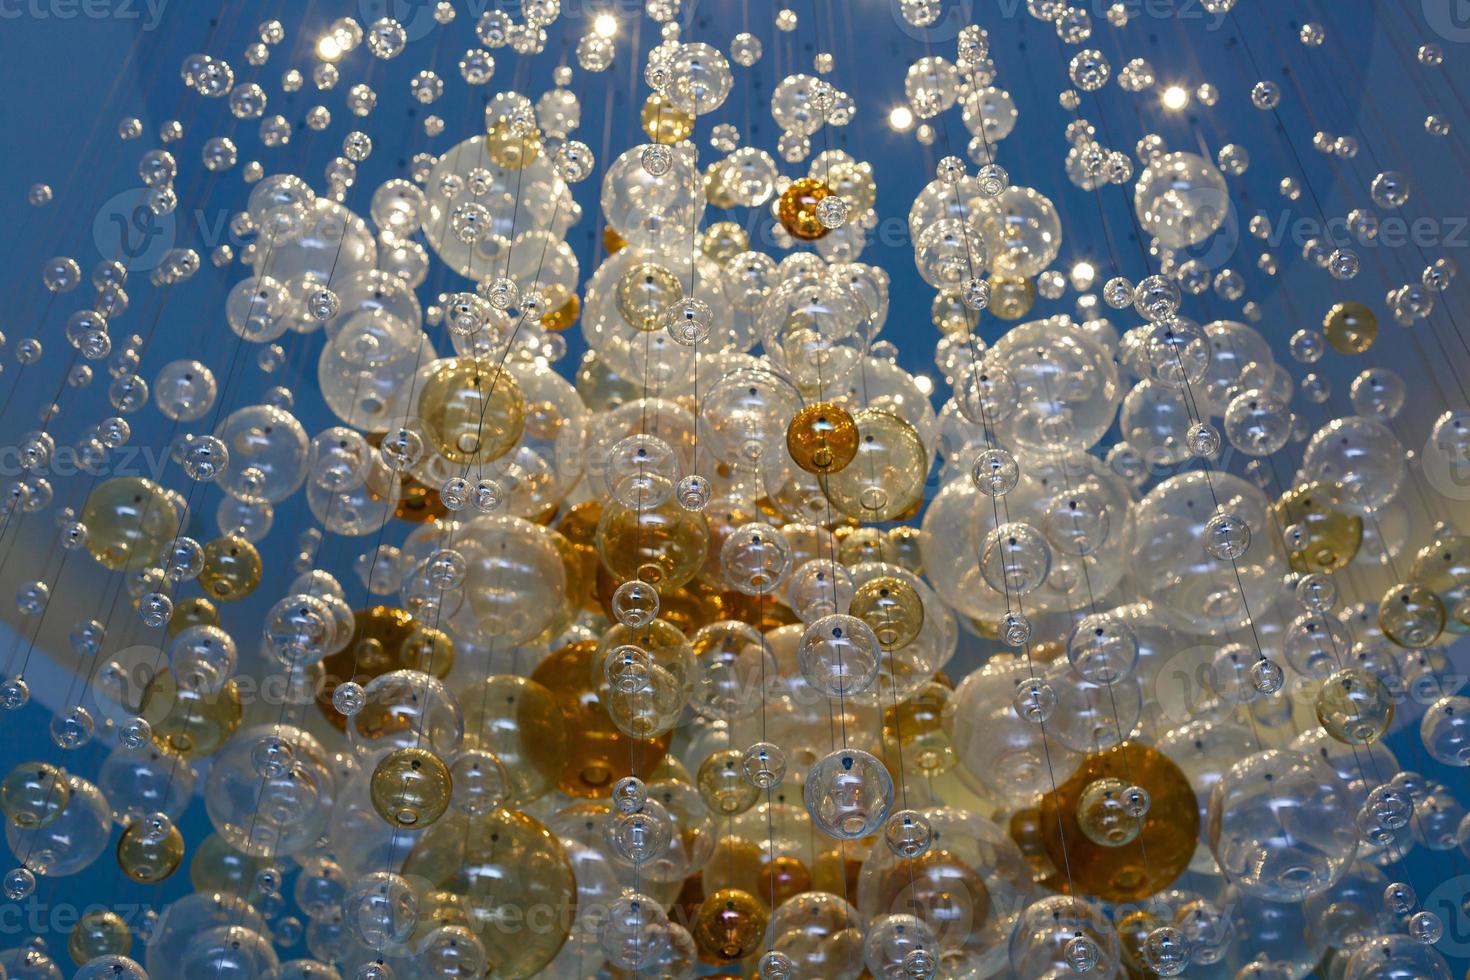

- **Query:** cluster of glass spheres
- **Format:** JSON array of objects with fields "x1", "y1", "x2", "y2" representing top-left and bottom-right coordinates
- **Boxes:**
[{"x1": 0, "y1": 2, "x2": 1465, "y2": 980}]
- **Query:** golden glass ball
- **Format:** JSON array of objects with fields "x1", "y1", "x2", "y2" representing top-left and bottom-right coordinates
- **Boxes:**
[
  {"x1": 141, "y1": 669, "x2": 241, "y2": 758},
  {"x1": 1315, "y1": 667, "x2": 1395, "y2": 744},
  {"x1": 404, "y1": 806, "x2": 576, "y2": 977},
  {"x1": 931, "y1": 289, "x2": 980, "y2": 336},
  {"x1": 531, "y1": 639, "x2": 673, "y2": 797},
  {"x1": 81, "y1": 477, "x2": 180, "y2": 570},
  {"x1": 1037, "y1": 741, "x2": 1197, "y2": 902},
  {"x1": 400, "y1": 624, "x2": 454, "y2": 676},
  {"x1": 417, "y1": 356, "x2": 525, "y2": 466},
  {"x1": 701, "y1": 221, "x2": 750, "y2": 264},
  {"x1": 1075, "y1": 776, "x2": 1143, "y2": 847},
  {"x1": 458, "y1": 674, "x2": 567, "y2": 806},
  {"x1": 392, "y1": 473, "x2": 449, "y2": 524},
  {"x1": 1412, "y1": 529, "x2": 1470, "y2": 634},
  {"x1": 1115, "y1": 908, "x2": 1166, "y2": 975},
  {"x1": 117, "y1": 819, "x2": 185, "y2": 883},
  {"x1": 542, "y1": 293, "x2": 580, "y2": 331},
  {"x1": 786, "y1": 401, "x2": 860, "y2": 475},
  {"x1": 887, "y1": 526, "x2": 925, "y2": 575},
  {"x1": 701, "y1": 834, "x2": 765, "y2": 899},
  {"x1": 819, "y1": 409, "x2": 928, "y2": 523},
  {"x1": 868, "y1": 846, "x2": 992, "y2": 934},
  {"x1": 167, "y1": 596, "x2": 220, "y2": 636},
  {"x1": 1274, "y1": 480, "x2": 1364, "y2": 573},
  {"x1": 317, "y1": 606, "x2": 418, "y2": 730},
  {"x1": 615, "y1": 261, "x2": 683, "y2": 332},
  {"x1": 594, "y1": 495, "x2": 710, "y2": 594},
  {"x1": 777, "y1": 177, "x2": 832, "y2": 241},
  {"x1": 882, "y1": 680, "x2": 955, "y2": 776},
  {"x1": 704, "y1": 161, "x2": 740, "y2": 209},
  {"x1": 485, "y1": 118, "x2": 542, "y2": 169},
  {"x1": 838, "y1": 526, "x2": 896, "y2": 566},
  {"x1": 0, "y1": 762, "x2": 69, "y2": 829},
  {"x1": 641, "y1": 92, "x2": 695, "y2": 142},
  {"x1": 850, "y1": 575, "x2": 925, "y2": 650},
  {"x1": 987, "y1": 275, "x2": 1036, "y2": 320},
  {"x1": 198, "y1": 534, "x2": 262, "y2": 601},
  {"x1": 1323, "y1": 301, "x2": 1378, "y2": 354},
  {"x1": 1378, "y1": 581, "x2": 1446, "y2": 649},
  {"x1": 68, "y1": 909, "x2": 132, "y2": 966},
  {"x1": 697, "y1": 748, "x2": 760, "y2": 816},
  {"x1": 758, "y1": 854, "x2": 813, "y2": 910},
  {"x1": 692, "y1": 888, "x2": 768, "y2": 963},
  {"x1": 370, "y1": 746, "x2": 453, "y2": 829},
  {"x1": 189, "y1": 832, "x2": 273, "y2": 896}
]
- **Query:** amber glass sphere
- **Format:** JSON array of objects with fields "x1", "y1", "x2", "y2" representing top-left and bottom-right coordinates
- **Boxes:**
[
  {"x1": 1274, "y1": 480, "x2": 1364, "y2": 573},
  {"x1": 531, "y1": 639, "x2": 672, "y2": 797},
  {"x1": 1, "y1": 761, "x2": 70, "y2": 829},
  {"x1": 882, "y1": 680, "x2": 955, "y2": 776},
  {"x1": 820, "y1": 409, "x2": 928, "y2": 523},
  {"x1": 1378, "y1": 582, "x2": 1446, "y2": 649},
  {"x1": 1323, "y1": 301, "x2": 1378, "y2": 354},
  {"x1": 1037, "y1": 741, "x2": 1197, "y2": 902},
  {"x1": 370, "y1": 746, "x2": 453, "y2": 828},
  {"x1": 1315, "y1": 668, "x2": 1395, "y2": 744},
  {"x1": 988, "y1": 275, "x2": 1035, "y2": 320},
  {"x1": 850, "y1": 575, "x2": 925, "y2": 650},
  {"x1": 198, "y1": 534, "x2": 263, "y2": 601},
  {"x1": 778, "y1": 178, "x2": 832, "y2": 241},
  {"x1": 141, "y1": 669, "x2": 242, "y2": 758},
  {"x1": 458, "y1": 674, "x2": 567, "y2": 806},
  {"x1": 117, "y1": 819, "x2": 185, "y2": 883},
  {"x1": 1411, "y1": 529, "x2": 1470, "y2": 634},
  {"x1": 318, "y1": 606, "x2": 419, "y2": 731},
  {"x1": 167, "y1": 596, "x2": 220, "y2": 636},
  {"x1": 693, "y1": 888, "x2": 769, "y2": 963},
  {"x1": 485, "y1": 118, "x2": 542, "y2": 169},
  {"x1": 392, "y1": 473, "x2": 448, "y2": 524},
  {"x1": 594, "y1": 496, "x2": 710, "y2": 593},
  {"x1": 417, "y1": 356, "x2": 525, "y2": 465},
  {"x1": 697, "y1": 748, "x2": 760, "y2": 816},
  {"x1": 641, "y1": 92, "x2": 695, "y2": 142},
  {"x1": 404, "y1": 806, "x2": 576, "y2": 977},
  {"x1": 81, "y1": 477, "x2": 180, "y2": 570},
  {"x1": 786, "y1": 401, "x2": 860, "y2": 475},
  {"x1": 69, "y1": 909, "x2": 132, "y2": 965}
]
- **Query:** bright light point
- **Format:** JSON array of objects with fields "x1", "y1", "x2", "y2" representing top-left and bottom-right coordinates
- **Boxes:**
[
  {"x1": 1162, "y1": 85, "x2": 1190, "y2": 111},
  {"x1": 1071, "y1": 261, "x2": 1096, "y2": 290},
  {"x1": 593, "y1": 13, "x2": 618, "y2": 39},
  {"x1": 888, "y1": 106, "x2": 915, "y2": 131},
  {"x1": 316, "y1": 35, "x2": 342, "y2": 61},
  {"x1": 914, "y1": 374, "x2": 934, "y2": 396}
]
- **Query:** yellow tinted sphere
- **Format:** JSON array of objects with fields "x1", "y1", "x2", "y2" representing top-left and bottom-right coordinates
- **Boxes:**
[
  {"x1": 1378, "y1": 582, "x2": 1446, "y2": 649},
  {"x1": 1323, "y1": 301, "x2": 1378, "y2": 354},
  {"x1": 988, "y1": 275, "x2": 1035, "y2": 320},
  {"x1": 370, "y1": 747, "x2": 453, "y2": 829},
  {"x1": 82, "y1": 477, "x2": 180, "y2": 570},
  {"x1": 595, "y1": 496, "x2": 709, "y2": 593},
  {"x1": 1, "y1": 762, "x2": 70, "y2": 830},
  {"x1": 850, "y1": 575, "x2": 925, "y2": 650},
  {"x1": 693, "y1": 888, "x2": 768, "y2": 963},
  {"x1": 786, "y1": 402, "x2": 860, "y2": 475},
  {"x1": 403, "y1": 807, "x2": 576, "y2": 978},
  {"x1": 701, "y1": 221, "x2": 750, "y2": 264},
  {"x1": 820, "y1": 409, "x2": 928, "y2": 523},
  {"x1": 1411, "y1": 530, "x2": 1470, "y2": 634},
  {"x1": 198, "y1": 534, "x2": 262, "y2": 601},
  {"x1": 777, "y1": 178, "x2": 831, "y2": 241},
  {"x1": 616, "y1": 262, "x2": 683, "y2": 332},
  {"x1": 68, "y1": 909, "x2": 132, "y2": 966},
  {"x1": 1315, "y1": 668, "x2": 1395, "y2": 744},
  {"x1": 401, "y1": 624, "x2": 455, "y2": 676},
  {"x1": 542, "y1": 293, "x2": 580, "y2": 331},
  {"x1": 485, "y1": 118, "x2": 541, "y2": 169},
  {"x1": 881, "y1": 681, "x2": 955, "y2": 776},
  {"x1": 1274, "y1": 480, "x2": 1364, "y2": 573},
  {"x1": 932, "y1": 290, "x2": 979, "y2": 336},
  {"x1": 167, "y1": 596, "x2": 220, "y2": 636},
  {"x1": 117, "y1": 820, "x2": 185, "y2": 883},
  {"x1": 697, "y1": 748, "x2": 760, "y2": 816},
  {"x1": 457, "y1": 674, "x2": 567, "y2": 806},
  {"x1": 417, "y1": 357, "x2": 525, "y2": 465},
  {"x1": 189, "y1": 832, "x2": 272, "y2": 895},
  {"x1": 641, "y1": 92, "x2": 695, "y2": 142},
  {"x1": 141, "y1": 670, "x2": 241, "y2": 758}
]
